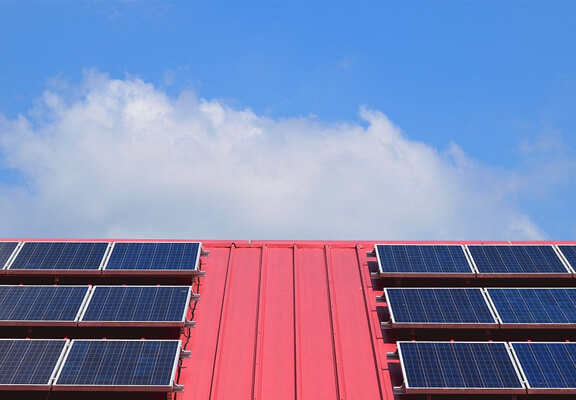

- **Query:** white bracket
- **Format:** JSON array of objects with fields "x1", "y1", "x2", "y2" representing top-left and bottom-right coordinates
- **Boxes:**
[
  {"x1": 393, "y1": 384, "x2": 405, "y2": 394},
  {"x1": 380, "y1": 321, "x2": 393, "y2": 329}
]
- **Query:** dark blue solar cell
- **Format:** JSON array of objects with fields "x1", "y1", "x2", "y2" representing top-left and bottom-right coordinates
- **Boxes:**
[
  {"x1": 82, "y1": 286, "x2": 190, "y2": 322},
  {"x1": 10, "y1": 242, "x2": 108, "y2": 270},
  {"x1": 0, "y1": 339, "x2": 67, "y2": 386},
  {"x1": 512, "y1": 342, "x2": 576, "y2": 389},
  {"x1": 399, "y1": 342, "x2": 523, "y2": 389},
  {"x1": 375, "y1": 245, "x2": 473, "y2": 274},
  {"x1": 56, "y1": 340, "x2": 180, "y2": 387},
  {"x1": 0, "y1": 242, "x2": 18, "y2": 269},
  {"x1": 558, "y1": 246, "x2": 576, "y2": 272},
  {"x1": 488, "y1": 288, "x2": 576, "y2": 324},
  {"x1": 105, "y1": 242, "x2": 200, "y2": 271},
  {"x1": 386, "y1": 288, "x2": 496, "y2": 324},
  {"x1": 468, "y1": 245, "x2": 568, "y2": 274},
  {"x1": 0, "y1": 286, "x2": 88, "y2": 321}
]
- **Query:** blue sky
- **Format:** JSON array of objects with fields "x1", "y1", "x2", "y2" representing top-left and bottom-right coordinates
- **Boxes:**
[{"x1": 0, "y1": 1, "x2": 575, "y2": 240}]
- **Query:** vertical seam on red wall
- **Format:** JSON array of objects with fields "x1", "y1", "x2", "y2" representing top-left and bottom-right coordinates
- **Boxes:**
[
  {"x1": 251, "y1": 244, "x2": 267, "y2": 400},
  {"x1": 355, "y1": 244, "x2": 386, "y2": 399},
  {"x1": 208, "y1": 244, "x2": 235, "y2": 400},
  {"x1": 293, "y1": 244, "x2": 300, "y2": 400},
  {"x1": 324, "y1": 245, "x2": 344, "y2": 400}
]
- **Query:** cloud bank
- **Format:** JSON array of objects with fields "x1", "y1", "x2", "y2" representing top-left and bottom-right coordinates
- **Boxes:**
[{"x1": 0, "y1": 72, "x2": 546, "y2": 240}]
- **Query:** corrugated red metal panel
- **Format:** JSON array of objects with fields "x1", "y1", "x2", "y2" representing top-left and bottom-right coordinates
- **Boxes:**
[
  {"x1": 210, "y1": 247, "x2": 262, "y2": 399},
  {"x1": 180, "y1": 246, "x2": 231, "y2": 400},
  {"x1": 183, "y1": 241, "x2": 391, "y2": 400},
  {"x1": 328, "y1": 246, "x2": 383, "y2": 399},
  {"x1": 294, "y1": 246, "x2": 338, "y2": 399},
  {"x1": 254, "y1": 246, "x2": 295, "y2": 400}
]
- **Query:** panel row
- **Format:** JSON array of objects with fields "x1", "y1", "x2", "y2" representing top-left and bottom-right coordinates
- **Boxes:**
[
  {"x1": 0, "y1": 241, "x2": 203, "y2": 276},
  {"x1": 396, "y1": 341, "x2": 576, "y2": 395},
  {"x1": 382, "y1": 287, "x2": 576, "y2": 329},
  {"x1": 0, "y1": 339, "x2": 183, "y2": 392},
  {"x1": 374, "y1": 244, "x2": 576, "y2": 278},
  {"x1": 0, "y1": 285, "x2": 196, "y2": 327}
]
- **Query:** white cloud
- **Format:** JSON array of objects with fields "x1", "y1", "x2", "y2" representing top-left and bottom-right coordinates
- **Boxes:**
[{"x1": 0, "y1": 72, "x2": 547, "y2": 240}]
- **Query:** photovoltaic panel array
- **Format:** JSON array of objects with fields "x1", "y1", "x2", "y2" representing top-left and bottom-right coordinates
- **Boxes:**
[
  {"x1": 375, "y1": 245, "x2": 473, "y2": 275},
  {"x1": 0, "y1": 239, "x2": 197, "y2": 393},
  {"x1": 384, "y1": 287, "x2": 576, "y2": 329},
  {"x1": 105, "y1": 242, "x2": 201, "y2": 272},
  {"x1": 0, "y1": 339, "x2": 67, "y2": 388},
  {"x1": 398, "y1": 342, "x2": 523, "y2": 393},
  {"x1": 511, "y1": 342, "x2": 576, "y2": 392},
  {"x1": 0, "y1": 242, "x2": 18, "y2": 269},
  {"x1": 54, "y1": 340, "x2": 180, "y2": 389},
  {"x1": 0, "y1": 286, "x2": 88, "y2": 324},
  {"x1": 487, "y1": 288, "x2": 576, "y2": 325},
  {"x1": 0, "y1": 340, "x2": 183, "y2": 391},
  {"x1": 9, "y1": 242, "x2": 109, "y2": 271},
  {"x1": 0, "y1": 285, "x2": 193, "y2": 327},
  {"x1": 468, "y1": 245, "x2": 569, "y2": 275},
  {"x1": 385, "y1": 288, "x2": 497, "y2": 327},
  {"x1": 81, "y1": 286, "x2": 190, "y2": 324}
]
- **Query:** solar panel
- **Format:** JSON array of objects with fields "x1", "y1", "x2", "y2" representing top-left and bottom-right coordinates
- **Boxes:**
[
  {"x1": 557, "y1": 245, "x2": 576, "y2": 273},
  {"x1": 511, "y1": 342, "x2": 576, "y2": 393},
  {"x1": 375, "y1": 245, "x2": 473, "y2": 277},
  {"x1": 54, "y1": 340, "x2": 181, "y2": 391},
  {"x1": 0, "y1": 286, "x2": 89, "y2": 326},
  {"x1": 104, "y1": 242, "x2": 201, "y2": 274},
  {"x1": 385, "y1": 288, "x2": 497, "y2": 328},
  {"x1": 0, "y1": 241, "x2": 18, "y2": 270},
  {"x1": 80, "y1": 286, "x2": 191, "y2": 326},
  {"x1": 468, "y1": 245, "x2": 569, "y2": 276},
  {"x1": 8, "y1": 242, "x2": 109, "y2": 273},
  {"x1": 0, "y1": 339, "x2": 68, "y2": 390},
  {"x1": 397, "y1": 341, "x2": 524, "y2": 394},
  {"x1": 487, "y1": 288, "x2": 576, "y2": 327}
]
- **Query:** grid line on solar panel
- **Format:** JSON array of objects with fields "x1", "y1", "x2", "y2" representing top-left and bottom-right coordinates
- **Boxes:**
[
  {"x1": 54, "y1": 340, "x2": 181, "y2": 390},
  {"x1": 8, "y1": 242, "x2": 109, "y2": 271},
  {"x1": 375, "y1": 245, "x2": 473, "y2": 276},
  {"x1": 385, "y1": 288, "x2": 497, "y2": 327},
  {"x1": 0, "y1": 242, "x2": 19, "y2": 270},
  {"x1": 557, "y1": 245, "x2": 576, "y2": 274},
  {"x1": 398, "y1": 341, "x2": 524, "y2": 393},
  {"x1": 487, "y1": 288, "x2": 576, "y2": 326},
  {"x1": 79, "y1": 286, "x2": 191, "y2": 326},
  {"x1": 467, "y1": 245, "x2": 569, "y2": 275},
  {"x1": 0, "y1": 286, "x2": 89, "y2": 325},
  {"x1": 0, "y1": 339, "x2": 68, "y2": 388},
  {"x1": 510, "y1": 342, "x2": 576, "y2": 392},
  {"x1": 104, "y1": 242, "x2": 201, "y2": 272}
]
